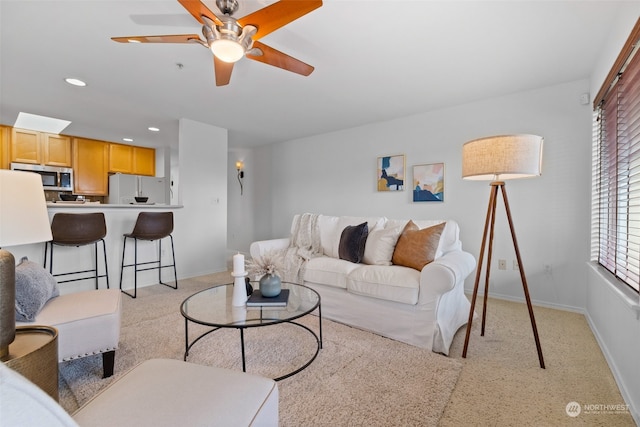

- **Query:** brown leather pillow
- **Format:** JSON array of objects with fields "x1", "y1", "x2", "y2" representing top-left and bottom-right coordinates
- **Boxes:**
[{"x1": 391, "y1": 221, "x2": 445, "y2": 270}]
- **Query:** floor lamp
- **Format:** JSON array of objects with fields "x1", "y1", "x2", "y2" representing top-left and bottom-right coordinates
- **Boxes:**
[
  {"x1": 0, "y1": 170, "x2": 53, "y2": 361},
  {"x1": 460, "y1": 134, "x2": 545, "y2": 369}
]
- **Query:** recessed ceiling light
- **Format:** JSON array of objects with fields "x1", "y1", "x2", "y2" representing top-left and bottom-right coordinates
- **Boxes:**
[
  {"x1": 65, "y1": 78, "x2": 87, "y2": 87},
  {"x1": 123, "y1": 138, "x2": 133, "y2": 142},
  {"x1": 127, "y1": 39, "x2": 142, "y2": 43},
  {"x1": 148, "y1": 127, "x2": 160, "y2": 132},
  {"x1": 14, "y1": 112, "x2": 71, "y2": 134}
]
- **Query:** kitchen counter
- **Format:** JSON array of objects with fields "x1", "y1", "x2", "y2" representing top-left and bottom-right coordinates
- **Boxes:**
[
  {"x1": 47, "y1": 202, "x2": 183, "y2": 209},
  {"x1": 27, "y1": 203, "x2": 184, "y2": 295}
]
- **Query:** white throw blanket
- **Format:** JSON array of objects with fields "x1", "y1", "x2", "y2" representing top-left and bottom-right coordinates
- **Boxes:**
[{"x1": 282, "y1": 213, "x2": 323, "y2": 283}]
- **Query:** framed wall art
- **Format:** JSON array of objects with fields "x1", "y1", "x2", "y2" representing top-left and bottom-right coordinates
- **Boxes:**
[
  {"x1": 413, "y1": 163, "x2": 444, "y2": 202},
  {"x1": 377, "y1": 155, "x2": 405, "y2": 191}
]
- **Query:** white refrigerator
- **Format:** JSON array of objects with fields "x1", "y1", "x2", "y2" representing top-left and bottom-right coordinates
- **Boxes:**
[{"x1": 108, "y1": 174, "x2": 169, "y2": 204}]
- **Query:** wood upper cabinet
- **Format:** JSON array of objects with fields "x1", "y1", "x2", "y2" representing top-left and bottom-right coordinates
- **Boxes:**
[
  {"x1": 43, "y1": 133, "x2": 72, "y2": 167},
  {"x1": 11, "y1": 128, "x2": 41, "y2": 164},
  {"x1": 109, "y1": 143, "x2": 155, "y2": 176},
  {"x1": 133, "y1": 146, "x2": 155, "y2": 176},
  {"x1": 73, "y1": 138, "x2": 109, "y2": 195},
  {"x1": 109, "y1": 143, "x2": 133, "y2": 173},
  {"x1": 10, "y1": 128, "x2": 71, "y2": 167},
  {"x1": 0, "y1": 126, "x2": 10, "y2": 169}
]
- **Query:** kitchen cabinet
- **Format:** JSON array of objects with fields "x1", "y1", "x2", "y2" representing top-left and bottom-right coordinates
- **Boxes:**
[
  {"x1": 109, "y1": 143, "x2": 133, "y2": 173},
  {"x1": 109, "y1": 144, "x2": 155, "y2": 176},
  {"x1": 73, "y1": 138, "x2": 109, "y2": 195},
  {"x1": 0, "y1": 126, "x2": 10, "y2": 169},
  {"x1": 133, "y1": 146, "x2": 155, "y2": 176},
  {"x1": 43, "y1": 134, "x2": 72, "y2": 167},
  {"x1": 10, "y1": 128, "x2": 72, "y2": 167}
]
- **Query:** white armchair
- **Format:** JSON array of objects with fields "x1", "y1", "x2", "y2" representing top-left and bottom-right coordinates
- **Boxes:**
[{"x1": 17, "y1": 289, "x2": 121, "y2": 378}]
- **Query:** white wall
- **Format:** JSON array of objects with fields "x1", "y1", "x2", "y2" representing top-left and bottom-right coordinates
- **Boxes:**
[
  {"x1": 227, "y1": 146, "x2": 254, "y2": 258},
  {"x1": 586, "y1": 6, "x2": 640, "y2": 423},
  {"x1": 249, "y1": 79, "x2": 592, "y2": 312},
  {"x1": 175, "y1": 118, "x2": 228, "y2": 276}
]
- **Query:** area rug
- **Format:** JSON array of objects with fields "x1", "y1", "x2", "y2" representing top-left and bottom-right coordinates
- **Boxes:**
[{"x1": 58, "y1": 283, "x2": 462, "y2": 426}]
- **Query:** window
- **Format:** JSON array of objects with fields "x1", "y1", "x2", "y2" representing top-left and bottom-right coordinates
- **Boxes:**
[{"x1": 593, "y1": 19, "x2": 640, "y2": 292}]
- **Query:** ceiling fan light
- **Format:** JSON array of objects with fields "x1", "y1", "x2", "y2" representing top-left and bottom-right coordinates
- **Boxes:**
[{"x1": 211, "y1": 39, "x2": 244, "y2": 63}]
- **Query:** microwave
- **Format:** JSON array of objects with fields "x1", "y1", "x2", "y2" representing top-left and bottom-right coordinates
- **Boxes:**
[{"x1": 11, "y1": 163, "x2": 74, "y2": 192}]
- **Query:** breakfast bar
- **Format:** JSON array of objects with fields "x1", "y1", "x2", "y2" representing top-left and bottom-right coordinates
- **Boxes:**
[{"x1": 14, "y1": 203, "x2": 183, "y2": 295}]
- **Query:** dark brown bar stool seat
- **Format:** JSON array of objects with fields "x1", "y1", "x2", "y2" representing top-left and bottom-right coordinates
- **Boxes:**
[
  {"x1": 44, "y1": 212, "x2": 110, "y2": 289},
  {"x1": 119, "y1": 212, "x2": 177, "y2": 298}
]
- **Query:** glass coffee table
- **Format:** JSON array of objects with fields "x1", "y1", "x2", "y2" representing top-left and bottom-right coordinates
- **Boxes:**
[{"x1": 180, "y1": 281, "x2": 322, "y2": 381}]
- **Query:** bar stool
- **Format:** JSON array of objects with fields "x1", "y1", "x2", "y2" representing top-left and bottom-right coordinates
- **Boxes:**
[
  {"x1": 44, "y1": 212, "x2": 110, "y2": 289},
  {"x1": 119, "y1": 211, "x2": 177, "y2": 298}
]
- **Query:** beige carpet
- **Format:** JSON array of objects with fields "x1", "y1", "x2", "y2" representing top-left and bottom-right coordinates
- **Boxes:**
[
  {"x1": 442, "y1": 297, "x2": 635, "y2": 426},
  {"x1": 58, "y1": 272, "x2": 462, "y2": 426}
]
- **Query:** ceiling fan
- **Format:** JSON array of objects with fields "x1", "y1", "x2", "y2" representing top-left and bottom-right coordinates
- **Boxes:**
[{"x1": 112, "y1": 0, "x2": 322, "y2": 86}]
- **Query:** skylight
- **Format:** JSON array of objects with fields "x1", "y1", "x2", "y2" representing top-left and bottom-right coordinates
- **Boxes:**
[{"x1": 14, "y1": 112, "x2": 71, "y2": 134}]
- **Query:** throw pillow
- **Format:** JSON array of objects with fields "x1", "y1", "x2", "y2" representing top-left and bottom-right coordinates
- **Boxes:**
[
  {"x1": 363, "y1": 224, "x2": 404, "y2": 266},
  {"x1": 392, "y1": 221, "x2": 446, "y2": 271},
  {"x1": 338, "y1": 222, "x2": 369, "y2": 263},
  {"x1": 14, "y1": 257, "x2": 60, "y2": 322}
]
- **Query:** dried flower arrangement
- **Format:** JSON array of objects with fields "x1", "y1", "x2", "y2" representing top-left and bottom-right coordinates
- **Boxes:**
[{"x1": 246, "y1": 249, "x2": 284, "y2": 277}]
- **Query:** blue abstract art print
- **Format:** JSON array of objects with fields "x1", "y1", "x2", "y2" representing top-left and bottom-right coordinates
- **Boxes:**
[
  {"x1": 413, "y1": 163, "x2": 444, "y2": 202},
  {"x1": 377, "y1": 154, "x2": 405, "y2": 191}
]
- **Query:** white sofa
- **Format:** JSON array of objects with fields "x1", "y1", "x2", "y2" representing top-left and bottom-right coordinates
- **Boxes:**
[{"x1": 250, "y1": 214, "x2": 476, "y2": 355}]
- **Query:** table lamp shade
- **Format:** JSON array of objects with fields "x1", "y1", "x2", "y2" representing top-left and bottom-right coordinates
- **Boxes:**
[
  {"x1": 462, "y1": 134, "x2": 543, "y2": 181},
  {"x1": 0, "y1": 170, "x2": 52, "y2": 247},
  {"x1": 0, "y1": 170, "x2": 52, "y2": 360}
]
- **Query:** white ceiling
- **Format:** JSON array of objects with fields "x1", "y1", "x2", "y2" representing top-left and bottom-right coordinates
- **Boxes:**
[{"x1": 0, "y1": 1, "x2": 624, "y2": 149}]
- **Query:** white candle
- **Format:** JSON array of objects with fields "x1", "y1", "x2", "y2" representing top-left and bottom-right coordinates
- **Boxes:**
[{"x1": 233, "y1": 253, "x2": 244, "y2": 274}]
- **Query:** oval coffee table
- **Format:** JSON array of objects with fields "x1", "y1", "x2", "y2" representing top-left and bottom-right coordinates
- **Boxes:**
[{"x1": 180, "y1": 281, "x2": 322, "y2": 381}]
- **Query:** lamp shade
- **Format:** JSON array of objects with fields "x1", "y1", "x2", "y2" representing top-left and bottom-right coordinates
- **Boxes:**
[
  {"x1": 462, "y1": 134, "x2": 543, "y2": 181},
  {"x1": 0, "y1": 170, "x2": 52, "y2": 247}
]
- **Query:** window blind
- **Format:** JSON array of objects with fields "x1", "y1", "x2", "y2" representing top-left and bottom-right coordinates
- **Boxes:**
[{"x1": 593, "y1": 21, "x2": 640, "y2": 293}]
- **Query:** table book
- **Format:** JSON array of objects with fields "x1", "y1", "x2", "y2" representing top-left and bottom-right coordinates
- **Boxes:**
[{"x1": 246, "y1": 289, "x2": 290, "y2": 307}]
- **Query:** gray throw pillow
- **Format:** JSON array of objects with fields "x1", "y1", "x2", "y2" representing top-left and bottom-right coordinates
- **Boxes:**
[
  {"x1": 338, "y1": 222, "x2": 369, "y2": 264},
  {"x1": 15, "y1": 257, "x2": 59, "y2": 322}
]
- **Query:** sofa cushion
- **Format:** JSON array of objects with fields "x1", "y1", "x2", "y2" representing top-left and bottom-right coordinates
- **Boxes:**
[
  {"x1": 385, "y1": 219, "x2": 459, "y2": 259},
  {"x1": 338, "y1": 222, "x2": 369, "y2": 263},
  {"x1": 392, "y1": 221, "x2": 445, "y2": 271},
  {"x1": 363, "y1": 224, "x2": 404, "y2": 266},
  {"x1": 319, "y1": 216, "x2": 385, "y2": 258},
  {"x1": 304, "y1": 257, "x2": 361, "y2": 289},
  {"x1": 14, "y1": 257, "x2": 60, "y2": 322},
  {"x1": 347, "y1": 265, "x2": 420, "y2": 305},
  {"x1": 317, "y1": 215, "x2": 341, "y2": 257},
  {"x1": 0, "y1": 363, "x2": 79, "y2": 427}
]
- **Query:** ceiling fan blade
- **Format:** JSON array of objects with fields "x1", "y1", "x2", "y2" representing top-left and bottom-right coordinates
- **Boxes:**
[
  {"x1": 214, "y1": 56, "x2": 234, "y2": 86},
  {"x1": 247, "y1": 41, "x2": 314, "y2": 76},
  {"x1": 177, "y1": 0, "x2": 223, "y2": 26},
  {"x1": 111, "y1": 34, "x2": 202, "y2": 44},
  {"x1": 238, "y1": 0, "x2": 322, "y2": 41}
]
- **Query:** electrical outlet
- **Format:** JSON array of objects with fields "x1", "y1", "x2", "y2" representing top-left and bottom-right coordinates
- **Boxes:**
[
  {"x1": 513, "y1": 260, "x2": 519, "y2": 270},
  {"x1": 498, "y1": 259, "x2": 507, "y2": 270}
]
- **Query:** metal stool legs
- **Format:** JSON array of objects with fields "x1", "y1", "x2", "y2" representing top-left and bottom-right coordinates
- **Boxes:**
[
  {"x1": 44, "y1": 239, "x2": 110, "y2": 290},
  {"x1": 119, "y1": 234, "x2": 178, "y2": 299}
]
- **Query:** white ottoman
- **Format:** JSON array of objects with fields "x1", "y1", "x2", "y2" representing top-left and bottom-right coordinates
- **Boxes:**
[
  {"x1": 17, "y1": 289, "x2": 121, "y2": 378},
  {"x1": 72, "y1": 359, "x2": 279, "y2": 427}
]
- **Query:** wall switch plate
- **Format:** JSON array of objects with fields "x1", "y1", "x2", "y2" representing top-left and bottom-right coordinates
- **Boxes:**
[{"x1": 498, "y1": 259, "x2": 507, "y2": 270}]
